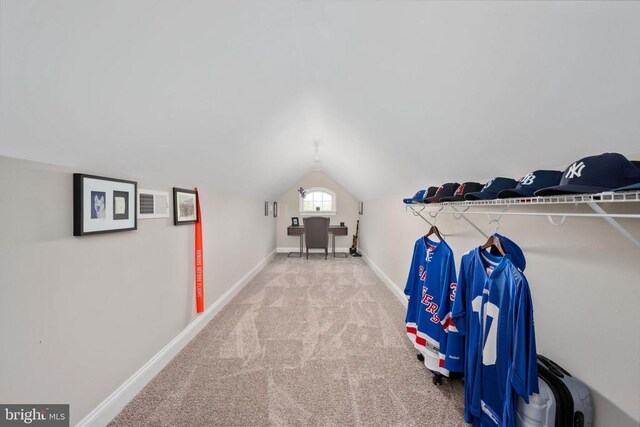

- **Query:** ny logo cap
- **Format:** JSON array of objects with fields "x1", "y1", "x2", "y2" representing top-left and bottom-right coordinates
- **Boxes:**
[{"x1": 535, "y1": 153, "x2": 640, "y2": 196}]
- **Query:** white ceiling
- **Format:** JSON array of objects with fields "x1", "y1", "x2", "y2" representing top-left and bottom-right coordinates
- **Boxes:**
[{"x1": 2, "y1": 1, "x2": 640, "y2": 200}]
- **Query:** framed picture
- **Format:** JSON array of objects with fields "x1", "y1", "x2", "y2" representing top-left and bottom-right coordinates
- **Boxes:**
[
  {"x1": 359, "y1": 201, "x2": 364, "y2": 215},
  {"x1": 73, "y1": 173, "x2": 137, "y2": 236},
  {"x1": 291, "y1": 217, "x2": 299, "y2": 226},
  {"x1": 265, "y1": 201, "x2": 269, "y2": 216},
  {"x1": 273, "y1": 202, "x2": 278, "y2": 218},
  {"x1": 173, "y1": 188, "x2": 198, "y2": 225}
]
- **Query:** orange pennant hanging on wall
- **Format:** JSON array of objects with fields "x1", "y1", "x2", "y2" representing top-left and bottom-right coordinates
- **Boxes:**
[{"x1": 195, "y1": 187, "x2": 204, "y2": 313}]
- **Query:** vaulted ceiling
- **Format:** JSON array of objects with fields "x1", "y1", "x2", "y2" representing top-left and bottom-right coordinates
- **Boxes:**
[{"x1": 2, "y1": 1, "x2": 639, "y2": 201}]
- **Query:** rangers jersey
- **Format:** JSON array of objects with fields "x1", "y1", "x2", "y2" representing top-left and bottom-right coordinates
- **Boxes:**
[{"x1": 404, "y1": 236, "x2": 457, "y2": 375}]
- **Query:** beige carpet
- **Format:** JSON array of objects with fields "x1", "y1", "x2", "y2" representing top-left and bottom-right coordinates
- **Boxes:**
[{"x1": 109, "y1": 254, "x2": 465, "y2": 427}]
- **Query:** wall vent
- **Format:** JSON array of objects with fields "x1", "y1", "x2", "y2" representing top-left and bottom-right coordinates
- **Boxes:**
[{"x1": 137, "y1": 189, "x2": 170, "y2": 219}]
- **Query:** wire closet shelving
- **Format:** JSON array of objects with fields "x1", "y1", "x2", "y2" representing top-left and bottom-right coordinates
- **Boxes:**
[{"x1": 405, "y1": 190, "x2": 640, "y2": 249}]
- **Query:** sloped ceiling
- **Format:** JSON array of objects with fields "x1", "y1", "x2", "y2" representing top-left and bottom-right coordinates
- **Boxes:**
[{"x1": 2, "y1": 1, "x2": 639, "y2": 201}]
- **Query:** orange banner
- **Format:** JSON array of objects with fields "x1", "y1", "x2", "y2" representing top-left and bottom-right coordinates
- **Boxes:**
[{"x1": 195, "y1": 188, "x2": 204, "y2": 313}]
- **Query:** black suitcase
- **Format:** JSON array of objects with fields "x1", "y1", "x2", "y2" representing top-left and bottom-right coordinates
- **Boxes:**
[{"x1": 516, "y1": 355, "x2": 594, "y2": 427}]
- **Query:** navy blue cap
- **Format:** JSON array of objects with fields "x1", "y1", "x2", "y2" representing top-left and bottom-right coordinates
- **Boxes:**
[
  {"x1": 465, "y1": 177, "x2": 518, "y2": 200},
  {"x1": 403, "y1": 189, "x2": 427, "y2": 204},
  {"x1": 423, "y1": 183, "x2": 460, "y2": 204},
  {"x1": 535, "y1": 153, "x2": 640, "y2": 196},
  {"x1": 614, "y1": 160, "x2": 640, "y2": 192},
  {"x1": 498, "y1": 170, "x2": 563, "y2": 198},
  {"x1": 615, "y1": 182, "x2": 640, "y2": 192}
]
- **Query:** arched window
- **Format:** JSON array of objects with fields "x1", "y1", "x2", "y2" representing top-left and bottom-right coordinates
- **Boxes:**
[{"x1": 299, "y1": 187, "x2": 337, "y2": 215}]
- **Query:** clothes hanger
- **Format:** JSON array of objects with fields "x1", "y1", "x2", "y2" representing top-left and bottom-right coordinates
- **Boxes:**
[
  {"x1": 480, "y1": 213, "x2": 505, "y2": 256},
  {"x1": 425, "y1": 225, "x2": 444, "y2": 241},
  {"x1": 480, "y1": 234, "x2": 505, "y2": 256},
  {"x1": 425, "y1": 207, "x2": 444, "y2": 241}
]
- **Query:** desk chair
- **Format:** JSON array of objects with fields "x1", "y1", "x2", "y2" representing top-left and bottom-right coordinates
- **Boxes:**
[{"x1": 303, "y1": 216, "x2": 330, "y2": 259}]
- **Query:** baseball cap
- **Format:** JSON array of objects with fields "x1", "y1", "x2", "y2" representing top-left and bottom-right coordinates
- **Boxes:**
[
  {"x1": 419, "y1": 186, "x2": 439, "y2": 203},
  {"x1": 535, "y1": 153, "x2": 640, "y2": 196},
  {"x1": 465, "y1": 178, "x2": 518, "y2": 200},
  {"x1": 614, "y1": 182, "x2": 640, "y2": 192},
  {"x1": 614, "y1": 160, "x2": 640, "y2": 192},
  {"x1": 403, "y1": 189, "x2": 427, "y2": 204},
  {"x1": 423, "y1": 183, "x2": 460, "y2": 204},
  {"x1": 497, "y1": 170, "x2": 563, "y2": 198},
  {"x1": 440, "y1": 182, "x2": 484, "y2": 202}
]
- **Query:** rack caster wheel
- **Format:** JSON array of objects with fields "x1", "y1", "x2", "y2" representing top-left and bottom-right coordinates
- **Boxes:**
[
  {"x1": 416, "y1": 353, "x2": 425, "y2": 362},
  {"x1": 432, "y1": 373, "x2": 443, "y2": 385}
]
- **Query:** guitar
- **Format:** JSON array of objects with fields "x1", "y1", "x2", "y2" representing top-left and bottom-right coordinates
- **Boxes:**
[{"x1": 350, "y1": 220, "x2": 360, "y2": 255}]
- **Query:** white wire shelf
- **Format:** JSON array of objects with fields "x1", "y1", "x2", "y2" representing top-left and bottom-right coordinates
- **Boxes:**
[
  {"x1": 412, "y1": 190, "x2": 640, "y2": 207},
  {"x1": 404, "y1": 190, "x2": 640, "y2": 248}
]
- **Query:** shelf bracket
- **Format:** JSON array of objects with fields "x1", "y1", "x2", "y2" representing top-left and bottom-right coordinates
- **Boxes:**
[
  {"x1": 586, "y1": 202, "x2": 640, "y2": 249},
  {"x1": 407, "y1": 205, "x2": 435, "y2": 227},
  {"x1": 449, "y1": 205, "x2": 489, "y2": 239}
]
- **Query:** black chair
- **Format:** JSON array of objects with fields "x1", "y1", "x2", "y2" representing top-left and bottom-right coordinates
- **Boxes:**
[{"x1": 303, "y1": 216, "x2": 330, "y2": 259}]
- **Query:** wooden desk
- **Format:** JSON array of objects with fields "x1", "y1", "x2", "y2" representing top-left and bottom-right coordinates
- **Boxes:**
[{"x1": 287, "y1": 225, "x2": 348, "y2": 258}]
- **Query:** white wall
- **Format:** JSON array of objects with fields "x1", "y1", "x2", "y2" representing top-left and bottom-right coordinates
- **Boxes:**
[
  {"x1": 4, "y1": 1, "x2": 640, "y2": 202},
  {"x1": 276, "y1": 170, "x2": 359, "y2": 252},
  {"x1": 0, "y1": 155, "x2": 277, "y2": 425},
  {"x1": 360, "y1": 194, "x2": 640, "y2": 427}
]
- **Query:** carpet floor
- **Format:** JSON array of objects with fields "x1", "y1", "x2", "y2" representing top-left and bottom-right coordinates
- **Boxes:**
[{"x1": 109, "y1": 254, "x2": 465, "y2": 426}]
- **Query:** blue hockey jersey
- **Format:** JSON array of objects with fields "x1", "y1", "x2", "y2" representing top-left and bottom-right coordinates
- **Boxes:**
[
  {"x1": 445, "y1": 243, "x2": 538, "y2": 427},
  {"x1": 404, "y1": 236, "x2": 457, "y2": 375}
]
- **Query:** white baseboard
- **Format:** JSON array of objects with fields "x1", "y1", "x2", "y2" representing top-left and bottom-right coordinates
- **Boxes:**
[
  {"x1": 76, "y1": 249, "x2": 277, "y2": 427},
  {"x1": 359, "y1": 249, "x2": 407, "y2": 308},
  {"x1": 276, "y1": 247, "x2": 350, "y2": 253}
]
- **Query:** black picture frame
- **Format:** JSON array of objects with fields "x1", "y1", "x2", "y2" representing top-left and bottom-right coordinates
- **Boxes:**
[
  {"x1": 359, "y1": 201, "x2": 364, "y2": 215},
  {"x1": 273, "y1": 202, "x2": 278, "y2": 218},
  {"x1": 73, "y1": 173, "x2": 137, "y2": 236},
  {"x1": 265, "y1": 201, "x2": 269, "y2": 216},
  {"x1": 173, "y1": 188, "x2": 198, "y2": 225},
  {"x1": 291, "y1": 217, "x2": 299, "y2": 226}
]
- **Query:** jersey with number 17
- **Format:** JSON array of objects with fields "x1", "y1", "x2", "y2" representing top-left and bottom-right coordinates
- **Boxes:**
[{"x1": 448, "y1": 247, "x2": 538, "y2": 427}]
